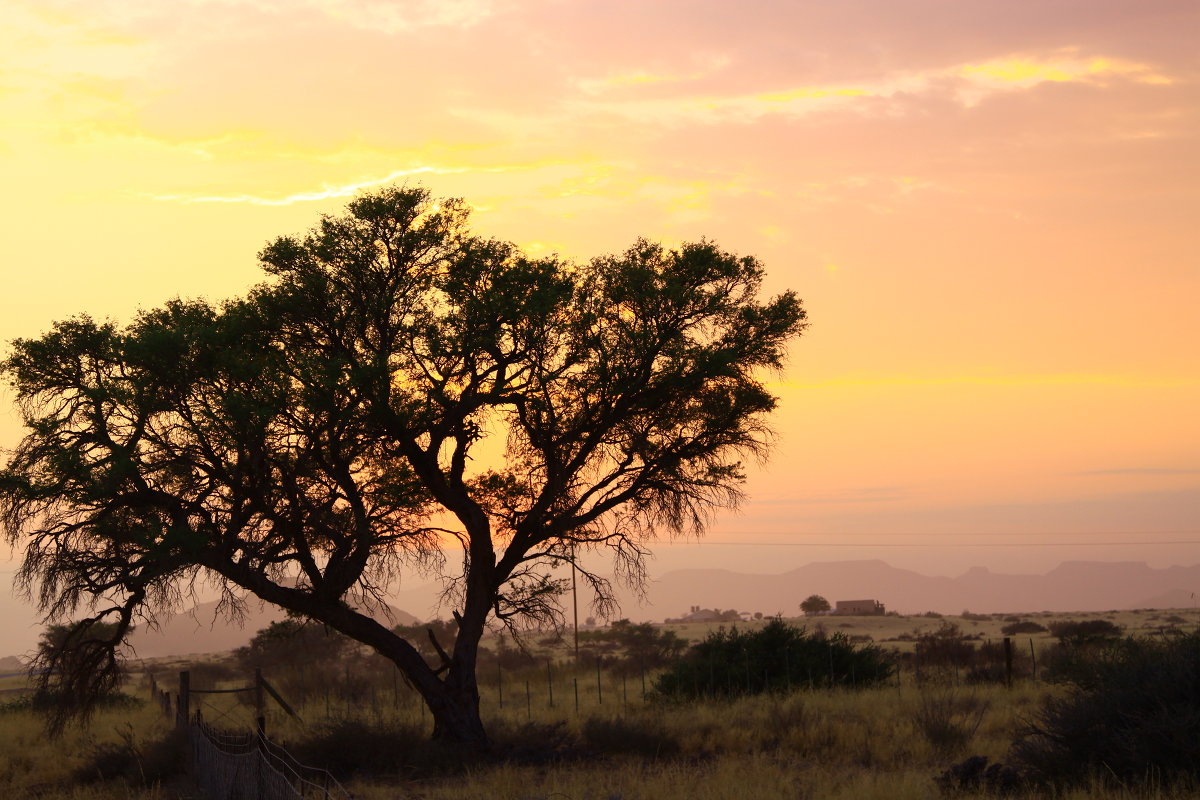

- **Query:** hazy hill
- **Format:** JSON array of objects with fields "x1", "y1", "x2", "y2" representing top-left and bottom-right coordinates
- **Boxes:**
[
  {"x1": 129, "y1": 599, "x2": 419, "y2": 659},
  {"x1": 639, "y1": 560, "x2": 1200, "y2": 618}
]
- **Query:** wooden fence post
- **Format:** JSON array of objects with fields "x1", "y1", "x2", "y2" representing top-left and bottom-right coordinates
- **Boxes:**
[
  {"x1": 177, "y1": 671, "x2": 190, "y2": 731},
  {"x1": 254, "y1": 668, "x2": 266, "y2": 737},
  {"x1": 1003, "y1": 637, "x2": 1014, "y2": 687}
]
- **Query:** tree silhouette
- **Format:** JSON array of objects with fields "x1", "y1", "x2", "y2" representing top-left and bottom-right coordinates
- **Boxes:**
[
  {"x1": 801, "y1": 594, "x2": 831, "y2": 615},
  {"x1": 0, "y1": 185, "x2": 806, "y2": 745}
]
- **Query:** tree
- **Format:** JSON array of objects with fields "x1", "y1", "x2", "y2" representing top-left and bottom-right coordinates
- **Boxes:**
[
  {"x1": 800, "y1": 594, "x2": 831, "y2": 616},
  {"x1": 33, "y1": 620, "x2": 127, "y2": 717},
  {"x1": 0, "y1": 185, "x2": 806, "y2": 744}
]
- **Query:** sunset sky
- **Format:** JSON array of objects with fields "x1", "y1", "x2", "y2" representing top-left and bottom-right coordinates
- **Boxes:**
[{"x1": 2, "y1": 0, "x2": 1197, "y2": 600}]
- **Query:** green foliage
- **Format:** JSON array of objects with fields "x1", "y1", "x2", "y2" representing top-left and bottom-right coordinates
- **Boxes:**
[
  {"x1": 1011, "y1": 631, "x2": 1200, "y2": 788},
  {"x1": 999, "y1": 620, "x2": 1046, "y2": 635},
  {"x1": 578, "y1": 619, "x2": 687, "y2": 675},
  {"x1": 653, "y1": 618, "x2": 894, "y2": 699}
]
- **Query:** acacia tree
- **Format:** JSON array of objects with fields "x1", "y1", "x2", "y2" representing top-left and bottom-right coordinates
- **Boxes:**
[
  {"x1": 0, "y1": 185, "x2": 806, "y2": 745},
  {"x1": 801, "y1": 594, "x2": 831, "y2": 615}
]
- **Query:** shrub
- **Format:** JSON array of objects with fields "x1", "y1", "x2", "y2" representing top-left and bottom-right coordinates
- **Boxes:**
[
  {"x1": 913, "y1": 689, "x2": 990, "y2": 756},
  {"x1": 935, "y1": 755, "x2": 1023, "y2": 796},
  {"x1": 1010, "y1": 631, "x2": 1200, "y2": 788},
  {"x1": 999, "y1": 621, "x2": 1046, "y2": 635},
  {"x1": 1047, "y1": 619, "x2": 1122, "y2": 643},
  {"x1": 913, "y1": 622, "x2": 976, "y2": 671},
  {"x1": 72, "y1": 724, "x2": 186, "y2": 785},
  {"x1": 653, "y1": 618, "x2": 894, "y2": 699}
]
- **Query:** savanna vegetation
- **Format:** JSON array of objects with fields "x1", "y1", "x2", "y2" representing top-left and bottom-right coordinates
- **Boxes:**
[{"x1": 2, "y1": 607, "x2": 1199, "y2": 799}]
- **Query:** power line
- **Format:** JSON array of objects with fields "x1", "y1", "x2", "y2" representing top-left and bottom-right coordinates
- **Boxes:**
[{"x1": 667, "y1": 540, "x2": 1200, "y2": 547}]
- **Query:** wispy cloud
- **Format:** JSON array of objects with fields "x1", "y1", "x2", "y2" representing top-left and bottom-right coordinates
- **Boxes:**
[
  {"x1": 561, "y1": 50, "x2": 1177, "y2": 128},
  {"x1": 147, "y1": 165, "x2": 513, "y2": 205}
]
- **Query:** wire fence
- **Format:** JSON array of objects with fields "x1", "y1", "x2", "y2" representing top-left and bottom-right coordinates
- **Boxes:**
[
  {"x1": 153, "y1": 671, "x2": 349, "y2": 800},
  {"x1": 190, "y1": 715, "x2": 349, "y2": 800}
]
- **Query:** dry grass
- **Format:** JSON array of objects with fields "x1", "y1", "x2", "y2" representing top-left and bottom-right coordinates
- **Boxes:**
[
  {"x1": 4, "y1": 608, "x2": 1199, "y2": 799},
  {"x1": 0, "y1": 694, "x2": 189, "y2": 799}
]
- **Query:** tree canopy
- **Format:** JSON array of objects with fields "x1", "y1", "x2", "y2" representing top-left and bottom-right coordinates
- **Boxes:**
[
  {"x1": 801, "y1": 594, "x2": 831, "y2": 615},
  {"x1": 0, "y1": 185, "x2": 807, "y2": 744}
]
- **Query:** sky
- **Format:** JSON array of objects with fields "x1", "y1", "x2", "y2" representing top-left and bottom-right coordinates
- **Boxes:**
[{"x1": 1, "y1": 0, "x2": 1198, "y2": 620}]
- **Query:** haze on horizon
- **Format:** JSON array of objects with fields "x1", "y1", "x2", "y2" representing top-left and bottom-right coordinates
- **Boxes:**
[{"x1": 1, "y1": 0, "x2": 1197, "y2": 650}]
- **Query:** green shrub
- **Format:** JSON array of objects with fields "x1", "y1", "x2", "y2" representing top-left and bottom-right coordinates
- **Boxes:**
[
  {"x1": 653, "y1": 618, "x2": 893, "y2": 699},
  {"x1": 999, "y1": 621, "x2": 1046, "y2": 635},
  {"x1": 1010, "y1": 631, "x2": 1200, "y2": 788}
]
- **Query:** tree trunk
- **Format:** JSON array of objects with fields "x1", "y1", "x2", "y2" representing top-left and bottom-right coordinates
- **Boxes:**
[{"x1": 425, "y1": 679, "x2": 488, "y2": 746}]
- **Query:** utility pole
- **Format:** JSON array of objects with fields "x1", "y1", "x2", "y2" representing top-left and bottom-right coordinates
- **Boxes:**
[{"x1": 571, "y1": 541, "x2": 580, "y2": 663}]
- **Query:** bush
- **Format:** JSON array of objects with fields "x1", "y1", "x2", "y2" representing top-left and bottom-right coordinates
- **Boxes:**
[
  {"x1": 72, "y1": 724, "x2": 186, "y2": 785},
  {"x1": 574, "y1": 619, "x2": 687, "y2": 676},
  {"x1": 1010, "y1": 631, "x2": 1200, "y2": 788},
  {"x1": 1047, "y1": 619, "x2": 1122, "y2": 643},
  {"x1": 913, "y1": 689, "x2": 989, "y2": 756},
  {"x1": 999, "y1": 621, "x2": 1046, "y2": 635},
  {"x1": 913, "y1": 622, "x2": 976, "y2": 671},
  {"x1": 653, "y1": 618, "x2": 894, "y2": 699}
]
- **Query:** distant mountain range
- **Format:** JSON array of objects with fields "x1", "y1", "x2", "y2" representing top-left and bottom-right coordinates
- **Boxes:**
[
  {"x1": 4, "y1": 560, "x2": 1198, "y2": 662},
  {"x1": 634, "y1": 560, "x2": 1200, "y2": 619},
  {"x1": 129, "y1": 599, "x2": 419, "y2": 659}
]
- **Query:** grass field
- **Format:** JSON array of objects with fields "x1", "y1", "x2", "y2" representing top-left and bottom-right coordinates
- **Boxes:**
[{"x1": 1, "y1": 607, "x2": 1197, "y2": 799}]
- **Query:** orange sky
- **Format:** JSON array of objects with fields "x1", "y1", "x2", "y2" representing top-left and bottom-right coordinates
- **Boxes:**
[{"x1": 2, "y1": 0, "x2": 1198, "y2": 582}]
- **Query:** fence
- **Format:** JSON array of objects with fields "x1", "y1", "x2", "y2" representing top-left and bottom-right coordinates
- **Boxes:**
[
  {"x1": 191, "y1": 715, "x2": 348, "y2": 800},
  {"x1": 152, "y1": 671, "x2": 349, "y2": 800}
]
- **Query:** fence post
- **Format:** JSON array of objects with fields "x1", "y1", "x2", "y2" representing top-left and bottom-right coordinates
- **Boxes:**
[
  {"x1": 1003, "y1": 637, "x2": 1014, "y2": 687},
  {"x1": 1029, "y1": 638, "x2": 1038, "y2": 681},
  {"x1": 177, "y1": 671, "x2": 190, "y2": 732},
  {"x1": 596, "y1": 659, "x2": 602, "y2": 705},
  {"x1": 255, "y1": 668, "x2": 266, "y2": 737}
]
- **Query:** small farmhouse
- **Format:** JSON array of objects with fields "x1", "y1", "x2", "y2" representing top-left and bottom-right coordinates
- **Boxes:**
[
  {"x1": 834, "y1": 599, "x2": 885, "y2": 616},
  {"x1": 680, "y1": 605, "x2": 722, "y2": 622}
]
